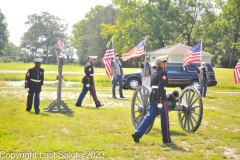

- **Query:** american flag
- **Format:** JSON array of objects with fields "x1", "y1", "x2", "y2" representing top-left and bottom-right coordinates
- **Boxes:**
[
  {"x1": 183, "y1": 42, "x2": 202, "y2": 66},
  {"x1": 57, "y1": 36, "x2": 64, "y2": 52},
  {"x1": 122, "y1": 39, "x2": 146, "y2": 61},
  {"x1": 234, "y1": 59, "x2": 240, "y2": 84},
  {"x1": 103, "y1": 41, "x2": 114, "y2": 78}
]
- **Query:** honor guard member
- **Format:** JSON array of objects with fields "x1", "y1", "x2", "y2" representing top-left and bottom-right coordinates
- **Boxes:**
[
  {"x1": 25, "y1": 58, "x2": 44, "y2": 114},
  {"x1": 132, "y1": 55, "x2": 173, "y2": 144},
  {"x1": 75, "y1": 56, "x2": 104, "y2": 108}
]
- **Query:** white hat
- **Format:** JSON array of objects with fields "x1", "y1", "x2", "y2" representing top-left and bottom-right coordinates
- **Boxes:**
[
  {"x1": 34, "y1": 58, "x2": 43, "y2": 63},
  {"x1": 89, "y1": 56, "x2": 98, "y2": 59},
  {"x1": 154, "y1": 55, "x2": 168, "y2": 62}
]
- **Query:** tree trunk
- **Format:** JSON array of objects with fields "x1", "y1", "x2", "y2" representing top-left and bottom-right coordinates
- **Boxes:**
[{"x1": 229, "y1": 33, "x2": 238, "y2": 68}]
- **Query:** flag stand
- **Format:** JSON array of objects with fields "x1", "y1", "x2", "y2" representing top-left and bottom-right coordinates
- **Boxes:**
[{"x1": 44, "y1": 57, "x2": 73, "y2": 113}]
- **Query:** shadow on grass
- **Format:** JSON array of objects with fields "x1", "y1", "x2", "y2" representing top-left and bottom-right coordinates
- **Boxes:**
[
  {"x1": 160, "y1": 143, "x2": 191, "y2": 152},
  {"x1": 150, "y1": 128, "x2": 187, "y2": 137},
  {"x1": 202, "y1": 96, "x2": 215, "y2": 99}
]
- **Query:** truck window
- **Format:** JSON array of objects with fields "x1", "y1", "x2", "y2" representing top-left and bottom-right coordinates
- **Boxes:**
[
  {"x1": 186, "y1": 65, "x2": 199, "y2": 72},
  {"x1": 165, "y1": 66, "x2": 182, "y2": 73}
]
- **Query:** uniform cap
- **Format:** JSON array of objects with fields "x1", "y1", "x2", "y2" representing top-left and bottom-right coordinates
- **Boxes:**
[
  {"x1": 89, "y1": 56, "x2": 98, "y2": 59},
  {"x1": 34, "y1": 58, "x2": 43, "y2": 63},
  {"x1": 154, "y1": 55, "x2": 168, "y2": 62}
]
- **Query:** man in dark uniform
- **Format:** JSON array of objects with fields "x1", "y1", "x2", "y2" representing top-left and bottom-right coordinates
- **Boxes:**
[
  {"x1": 132, "y1": 55, "x2": 172, "y2": 144},
  {"x1": 75, "y1": 56, "x2": 104, "y2": 108},
  {"x1": 25, "y1": 58, "x2": 44, "y2": 114}
]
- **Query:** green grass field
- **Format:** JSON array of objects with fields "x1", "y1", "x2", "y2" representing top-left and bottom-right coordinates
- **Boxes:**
[{"x1": 0, "y1": 62, "x2": 240, "y2": 159}]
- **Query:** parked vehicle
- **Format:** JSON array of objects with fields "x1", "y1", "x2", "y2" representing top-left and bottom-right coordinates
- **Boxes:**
[{"x1": 122, "y1": 62, "x2": 217, "y2": 90}]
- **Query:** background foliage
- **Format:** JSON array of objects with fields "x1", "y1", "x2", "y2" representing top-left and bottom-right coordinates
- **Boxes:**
[{"x1": 0, "y1": 0, "x2": 240, "y2": 68}]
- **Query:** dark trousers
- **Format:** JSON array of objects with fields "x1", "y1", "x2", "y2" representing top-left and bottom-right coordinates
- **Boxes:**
[
  {"x1": 112, "y1": 75, "x2": 123, "y2": 97},
  {"x1": 26, "y1": 91, "x2": 40, "y2": 113},
  {"x1": 200, "y1": 77, "x2": 208, "y2": 97},
  {"x1": 134, "y1": 101, "x2": 171, "y2": 143},
  {"x1": 75, "y1": 84, "x2": 100, "y2": 106}
]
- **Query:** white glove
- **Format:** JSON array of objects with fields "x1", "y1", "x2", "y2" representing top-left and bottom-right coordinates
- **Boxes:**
[
  {"x1": 86, "y1": 84, "x2": 90, "y2": 88},
  {"x1": 26, "y1": 88, "x2": 29, "y2": 91},
  {"x1": 157, "y1": 103, "x2": 163, "y2": 108}
]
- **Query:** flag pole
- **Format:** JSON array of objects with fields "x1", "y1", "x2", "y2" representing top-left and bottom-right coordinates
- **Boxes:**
[
  {"x1": 144, "y1": 37, "x2": 147, "y2": 60},
  {"x1": 200, "y1": 41, "x2": 202, "y2": 62}
]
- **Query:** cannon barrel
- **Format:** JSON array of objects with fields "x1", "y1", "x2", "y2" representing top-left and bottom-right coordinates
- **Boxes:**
[{"x1": 166, "y1": 90, "x2": 179, "y2": 110}]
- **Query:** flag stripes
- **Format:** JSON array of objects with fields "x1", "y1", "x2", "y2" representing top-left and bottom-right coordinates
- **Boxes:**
[
  {"x1": 103, "y1": 41, "x2": 114, "y2": 78},
  {"x1": 234, "y1": 59, "x2": 240, "y2": 84},
  {"x1": 57, "y1": 36, "x2": 64, "y2": 52},
  {"x1": 122, "y1": 39, "x2": 146, "y2": 61},
  {"x1": 183, "y1": 42, "x2": 202, "y2": 66}
]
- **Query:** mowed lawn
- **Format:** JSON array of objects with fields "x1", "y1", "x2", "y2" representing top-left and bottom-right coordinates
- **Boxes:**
[{"x1": 0, "y1": 62, "x2": 240, "y2": 159}]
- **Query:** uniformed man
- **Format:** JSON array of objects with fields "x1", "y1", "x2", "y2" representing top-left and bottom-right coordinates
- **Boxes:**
[
  {"x1": 75, "y1": 56, "x2": 104, "y2": 108},
  {"x1": 132, "y1": 55, "x2": 173, "y2": 144},
  {"x1": 25, "y1": 58, "x2": 44, "y2": 114}
]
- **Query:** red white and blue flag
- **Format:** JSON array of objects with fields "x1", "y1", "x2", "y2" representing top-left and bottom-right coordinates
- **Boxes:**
[
  {"x1": 234, "y1": 59, "x2": 240, "y2": 84},
  {"x1": 57, "y1": 36, "x2": 64, "y2": 52},
  {"x1": 183, "y1": 42, "x2": 202, "y2": 66},
  {"x1": 103, "y1": 41, "x2": 114, "y2": 78},
  {"x1": 122, "y1": 39, "x2": 146, "y2": 61}
]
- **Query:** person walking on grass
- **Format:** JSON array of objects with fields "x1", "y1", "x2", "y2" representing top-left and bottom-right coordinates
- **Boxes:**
[
  {"x1": 25, "y1": 58, "x2": 44, "y2": 114},
  {"x1": 132, "y1": 55, "x2": 173, "y2": 144},
  {"x1": 75, "y1": 56, "x2": 104, "y2": 108}
]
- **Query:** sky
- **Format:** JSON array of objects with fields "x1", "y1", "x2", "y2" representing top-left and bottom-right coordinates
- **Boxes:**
[{"x1": 0, "y1": 0, "x2": 111, "y2": 46}]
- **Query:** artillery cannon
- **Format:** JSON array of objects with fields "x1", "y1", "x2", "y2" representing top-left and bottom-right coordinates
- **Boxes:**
[{"x1": 131, "y1": 85, "x2": 203, "y2": 133}]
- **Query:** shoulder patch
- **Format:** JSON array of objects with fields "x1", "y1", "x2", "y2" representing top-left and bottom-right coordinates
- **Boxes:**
[{"x1": 162, "y1": 75, "x2": 166, "y2": 80}]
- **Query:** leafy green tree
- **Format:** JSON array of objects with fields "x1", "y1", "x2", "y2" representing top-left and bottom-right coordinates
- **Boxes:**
[
  {"x1": 221, "y1": 0, "x2": 240, "y2": 67},
  {"x1": 71, "y1": 5, "x2": 116, "y2": 66},
  {"x1": 0, "y1": 9, "x2": 9, "y2": 55},
  {"x1": 22, "y1": 12, "x2": 67, "y2": 63},
  {"x1": 177, "y1": 0, "x2": 212, "y2": 46},
  {"x1": 2, "y1": 42, "x2": 19, "y2": 62}
]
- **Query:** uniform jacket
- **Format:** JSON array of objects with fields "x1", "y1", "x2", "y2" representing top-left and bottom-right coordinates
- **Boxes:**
[
  {"x1": 150, "y1": 67, "x2": 168, "y2": 103},
  {"x1": 25, "y1": 66, "x2": 44, "y2": 92},
  {"x1": 82, "y1": 61, "x2": 94, "y2": 84}
]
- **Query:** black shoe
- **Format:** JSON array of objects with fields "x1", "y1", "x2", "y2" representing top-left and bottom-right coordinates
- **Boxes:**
[
  {"x1": 96, "y1": 104, "x2": 104, "y2": 108},
  {"x1": 112, "y1": 96, "x2": 118, "y2": 99},
  {"x1": 120, "y1": 96, "x2": 126, "y2": 99},
  {"x1": 132, "y1": 134, "x2": 140, "y2": 143},
  {"x1": 26, "y1": 110, "x2": 30, "y2": 112},
  {"x1": 35, "y1": 112, "x2": 40, "y2": 114}
]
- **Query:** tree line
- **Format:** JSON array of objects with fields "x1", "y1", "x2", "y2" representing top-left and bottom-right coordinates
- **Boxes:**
[{"x1": 0, "y1": 0, "x2": 239, "y2": 68}]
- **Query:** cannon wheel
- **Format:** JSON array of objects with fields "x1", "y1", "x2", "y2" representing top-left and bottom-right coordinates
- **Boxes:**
[
  {"x1": 177, "y1": 85, "x2": 203, "y2": 132},
  {"x1": 131, "y1": 85, "x2": 153, "y2": 133}
]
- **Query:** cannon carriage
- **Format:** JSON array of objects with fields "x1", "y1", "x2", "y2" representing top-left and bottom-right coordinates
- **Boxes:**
[{"x1": 131, "y1": 85, "x2": 203, "y2": 133}]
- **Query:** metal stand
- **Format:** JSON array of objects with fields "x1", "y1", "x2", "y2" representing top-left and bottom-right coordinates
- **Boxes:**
[{"x1": 44, "y1": 57, "x2": 73, "y2": 113}]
